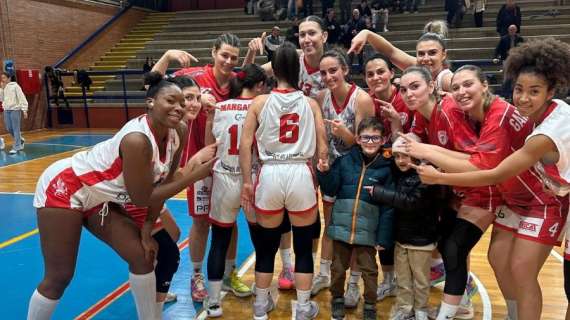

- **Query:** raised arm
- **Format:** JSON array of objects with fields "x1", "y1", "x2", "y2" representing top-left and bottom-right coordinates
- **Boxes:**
[
  {"x1": 348, "y1": 30, "x2": 417, "y2": 71},
  {"x1": 151, "y1": 49, "x2": 199, "y2": 76}
]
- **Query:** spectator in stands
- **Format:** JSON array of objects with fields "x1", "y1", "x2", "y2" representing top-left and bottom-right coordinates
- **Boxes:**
[
  {"x1": 494, "y1": 24, "x2": 524, "y2": 61},
  {"x1": 286, "y1": 17, "x2": 301, "y2": 47},
  {"x1": 302, "y1": 0, "x2": 313, "y2": 17},
  {"x1": 321, "y1": 0, "x2": 335, "y2": 17},
  {"x1": 0, "y1": 72, "x2": 27, "y2": 155},
  {"x1": 345, "y1": 9, "x2": 368, "y2": 69},
  {"x1": 143, "y1": 57, "x2": 152, "y2": 73},
  {"x1": 472, "y1": 0, "x2": 486, "y2": 27},
  {"x1": 403, "y1": 0, "x2": 419, "y2": 13},
  {"x1": 45, "y1": 66, "x2": 70, "y2": 108},
  {"x1": 287, "y1": 0, "x2": 298, "y2": 20},
  {"x1": 325, "y1": 8, "x2": 342, "y2": 45},
  {"x1": 340, "y1": 0, "x2": 353, "y2": 23},
  {"x1": 358, "y1": 0, "x2": 373, "y2": 18},
  {"x1": 496, "y1": 0, "x2": 521, "y2": 36},
  {"x1": 371, "y1": 0, "x2": 391, "y2": 32},
  {"x1": 445, "y1": 0, "x2": 464, "y2": 28},
  {"x1": 265, "y1": 26, "x2": 285, "y2": 61}
]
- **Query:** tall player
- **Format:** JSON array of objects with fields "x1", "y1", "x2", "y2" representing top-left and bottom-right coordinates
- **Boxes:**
[
  {"x1": 412, "y1": 39, "x2": 570, "y2": 320},
  {"x1": 311, "y1": 48, "x2": 375, "y2": 305},
  {"x1": 239, "y1": 42, "x2": 328, "y2": 320},
  {"x1": 151, "y1": 33, "x2": 251, "y2": 301},
  {"x1": 203, "y1": 64, "x2": 267, "y2": 317},
  {"x1": 28, "y1": 73, "x2": 215, "y2": 320}
]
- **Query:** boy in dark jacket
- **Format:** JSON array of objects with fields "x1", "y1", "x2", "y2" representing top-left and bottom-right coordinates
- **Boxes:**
[
  {"x1": 317, "y1": 117, "x2": 394, "y2": 320},
  {"x1": 367, "y1": 137, "x2": 441, "y2": 320}
]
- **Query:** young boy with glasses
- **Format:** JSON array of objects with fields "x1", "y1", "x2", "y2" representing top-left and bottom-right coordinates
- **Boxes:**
[{"x1": 316, "y1": 117, "x2": 395, "y2": 320}]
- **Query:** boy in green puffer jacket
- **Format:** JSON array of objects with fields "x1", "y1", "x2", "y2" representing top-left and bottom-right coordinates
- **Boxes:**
[{"x1": 316, "y1": 117, "x2": 395, "y2": 320}]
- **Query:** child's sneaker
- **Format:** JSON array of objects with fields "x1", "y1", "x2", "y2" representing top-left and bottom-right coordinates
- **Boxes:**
[
  {"x1": 331, "y1": 297, "x2": 345, "y2": 320},
  {"x1": 190, "y1": 272, "x2": 208, "y2": 302},
  {"x1": 278, "y1": 266, "x2": 295, "y2": 290},
  {"x1": 295, "y1": 301, "x2": 319, "y2": 320},
  {"x1": 377, "y1": 277, "x2": 396, "y2": 301},
  {"x1": 415, "y1": 309, "x2": 429, "y2": 320},
  {"x1": 390, "y1": 306, "x2": 415, "y2": 320},
  {"x1": 344, "y1": 282, "x2": 360, "y2": 308},
  {"x1": 430, "y1": 262, "x2": 446, "y2": 286},
  {"x1": 310, "y1": 273, "x2": 330, "y2": 295},
  {"x1": 363, "y1": 303, "x2": 377, "y2": 320},
  {"x1": 223, "y1": 270, "x2": 252, "y2": 297}
]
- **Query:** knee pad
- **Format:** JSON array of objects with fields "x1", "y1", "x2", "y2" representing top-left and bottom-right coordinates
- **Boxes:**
[
  {"x1": 248, "y1": 222, "x2": 260, "y2": 251},
  {"x1": 441, "y1": 219, "x2": 483, "y2": 296},
  {"x1": 154, "y1": 230, "x2": 180, "y2": 293},
  {"x1": 564, "y1": 259, "x2": 570, "y2": 302},
  {"x1": 310, "y1": 210, "x2": 322, "y2": 240},
  {"x1": 292, "y1": 224, "x2": 315, "y2": 273},
  {"x1": 254, "y1": 224, "x2": 281, "y2": 273},
  {"x1": 379, "y1": 246, "x2": 394, "y2": 266},
  {"x1": 207, "y1": 225, "x2": 233, "y2": 281}
]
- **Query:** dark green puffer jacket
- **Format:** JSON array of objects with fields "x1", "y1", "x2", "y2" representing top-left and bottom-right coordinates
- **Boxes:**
[{"x1": 317, "y1": 146, "x2": 394, "y2": 248}]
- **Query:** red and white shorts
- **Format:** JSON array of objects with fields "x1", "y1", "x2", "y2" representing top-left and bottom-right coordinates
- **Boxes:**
[
  {"x1": 186, "y1": 176, "x2": 212, "y2": 219},
  {"x1": 33, "y1": 158, "x2": 105, "y2": 217},
  {"x1": 123, "y1": 203, "x2": 164, "y2": 231},
  {"x1": 254, "y1": 162, "x2": 317, "y2": 215},
  {"x1": 460, "y1": 186, "x2": 503, "y2": 213},
  {"x1": 209, "y1": 172, "x2": 246, "y2": 227},
  {"x1": 494, "y1": 204, "x2": 568, "y2": 246}
]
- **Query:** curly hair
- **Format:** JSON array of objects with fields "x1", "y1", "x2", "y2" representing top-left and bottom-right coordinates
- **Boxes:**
[{"x1": 504, "y1": 38, "x2": 570, "y2": 93}]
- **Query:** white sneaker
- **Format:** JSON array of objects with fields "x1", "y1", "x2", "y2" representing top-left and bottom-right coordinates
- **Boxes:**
[
  {"x1": 415, "y1": 309, "x2": 429, "y2": 320},
  {"x1": 390, "y1": 306, "x2": 415, "y2": 320},
  {"x1": 310, "y1": 274, "x2": 330, "y2": 296},
  {"x1": 253, "y1": 296, "x2": 275, "y2": 320},
  {"x1": 344, "y1": 282, "x2": 360, "y2": 308},
  {"x1": 456, "y1": 299, "x2": 474, "y2": 319},
  {"x1": 295, "y1": 301, "x2": 319, "y2": 320},
  {"x1": 377, "y1": 279, "x2": 396, "y2": 301},
  {"x1": 206, "y1": 300, "x2": 223, "y2": 318},
  {"x1": 0, "y1": 138, "x2": 4, "y2": 150},
  {"x1": 8, "y1": 149, "x2": 17, "y2": 155}
]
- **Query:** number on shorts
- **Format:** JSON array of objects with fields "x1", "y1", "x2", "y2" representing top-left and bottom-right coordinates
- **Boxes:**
[
  {"x1": 549, "y1": 222, "x2": 559, "y2": 238},
  {"x1": 279, "y1": 113, "x2": 299, "y2": 144},
  {"x1": 228, "y1": 124, "x2": 239, "y2": 155}
]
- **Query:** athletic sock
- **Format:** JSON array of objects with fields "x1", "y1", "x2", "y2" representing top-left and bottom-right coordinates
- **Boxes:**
[
  {"x1": 280, "y1": 248, "x2": 293, "y2": 269},
  {"x1": 193, "y1": 260, "x2": 203, "y2": 274},
  {"x1": 349, "y1": 271, "x2": 362, "y2": 284},
  {"x1": 436, "y1": 301, "x2": 459, "y2": 320},
  {"x1": 129, "y1": 271, "x2": 157, "y2": 319},
  {"x1": 155, "y1": 301, "x2": 164, "y2": 319},
  {"x1": 383, "y1": 271, "x2": 395, "y2": 283},
  {"x1": 431, "y1": 257, "x2": 444, "y2": 267},
  {"x1": 208, "y1": 280, "x2": 223, "y2": 305},
  {"x1": 319, "y1": 259, "x2": 332, "y2": 277},
  {"x1": 27, "y1": 289, "x2": 59, "y2": 320},
  {"x1": 296, "y1": 288, "x2": 311, "y2": 306},
  {"x1": 255, "y1": 286, "x2": 270, "y2": 305},
  {"x1": 224, "y1": 259, "x2": 236, "y2": 278},
  {"x1": 506, "y1": 299, "x2": 518, "y2": 320}
]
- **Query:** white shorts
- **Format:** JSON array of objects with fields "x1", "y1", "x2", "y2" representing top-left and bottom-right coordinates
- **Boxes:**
[
  {"x1": 209, "y1": 172, "x2": 243, "y2": 227},
  {"x1": 33, "y1": 158, "x2": 105, "y2": 216},
  {"x1": 187, "y1": 176, "x2": 212, "y2": 218},
  {"x1": 494, "y1": 205, "x2": 565, "y2": 246},
  {"x1": 254, "y1": 162, "x2": 317, "y2": 215}
]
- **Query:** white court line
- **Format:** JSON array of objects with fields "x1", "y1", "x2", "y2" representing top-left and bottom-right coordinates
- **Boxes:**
[
  {"x1": 195, "y1": 253, "x2": 257, "y2": 320},
  {"x1": 470, "y1": 271, "x2": 492, "y2": 320},
  {"x1": 28, "y1": 142, "x2": 89, "y2": 148},
  {"x1": 0, "y1": 191, "x2": 34, "y2": 195},
  {"x1": 551, "y1": 249, "x2": 564, "y2": 263}
]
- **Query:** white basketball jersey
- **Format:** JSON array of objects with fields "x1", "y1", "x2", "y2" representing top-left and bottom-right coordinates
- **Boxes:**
[
  {"x1": 256, "y1": 90, "x2": 316, "y2": 162},
  {"x1": 71, "y1": 115, "x2": 180, "y2": 204},
  {"x1": 212, "y1": 98, "x2": 252, "y2": 174},
  {"x1": 299, "y1": 53, "x2": 324, "y2": 98},
  {"x1": 322, "y1": 84, "x2": 360, "y2": 161}
]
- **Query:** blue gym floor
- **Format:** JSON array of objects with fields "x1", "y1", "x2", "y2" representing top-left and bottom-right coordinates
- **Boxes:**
[{"x1": 0, "y1": 133, "x2": 254, "y2": 319}]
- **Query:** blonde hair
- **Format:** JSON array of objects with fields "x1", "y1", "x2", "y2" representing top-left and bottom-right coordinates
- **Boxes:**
[{"x1": 423, "y1": 20, "x2": 449, "y2": 39}]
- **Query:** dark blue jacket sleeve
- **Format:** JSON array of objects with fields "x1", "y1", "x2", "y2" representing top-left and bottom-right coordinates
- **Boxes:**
[{"x1": 316, "y1": 156, "x2": 342, "y2": 198}]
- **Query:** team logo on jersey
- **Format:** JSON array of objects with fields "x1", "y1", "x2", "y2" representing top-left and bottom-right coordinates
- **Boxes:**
[
  {"x1": 53, "y1": 178, "x2": 68, "y2": 197},
  {"x1": 437, "y1": 130, "x2": 448, "y2": 146}
]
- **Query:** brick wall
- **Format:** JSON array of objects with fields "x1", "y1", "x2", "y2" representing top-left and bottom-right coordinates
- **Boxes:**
[{"x1": 0, "y1": 0, "x2": 148, "y2": 134}]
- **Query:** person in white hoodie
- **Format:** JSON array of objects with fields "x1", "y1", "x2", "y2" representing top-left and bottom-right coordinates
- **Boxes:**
[{"x1": 1, "y1": 72, "x2": 28, "y2": 154}]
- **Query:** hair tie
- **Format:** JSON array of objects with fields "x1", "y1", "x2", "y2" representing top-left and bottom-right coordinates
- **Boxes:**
[{"x1": 237, "y1": 71, "x2": 246, "y2": 80}]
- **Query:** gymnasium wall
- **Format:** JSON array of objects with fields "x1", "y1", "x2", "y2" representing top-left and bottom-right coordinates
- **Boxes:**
[{"x1": 0, "y1": 0, "x2": 147, "y2": 134}]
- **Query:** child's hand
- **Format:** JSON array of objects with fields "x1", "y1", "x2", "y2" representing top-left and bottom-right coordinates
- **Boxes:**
[
  {"x1": 375, "y1": 245, "x2": 385, "y2": 251},
  {"x1": 363, "y1": 185, "x2": 373, "y2": 195}
]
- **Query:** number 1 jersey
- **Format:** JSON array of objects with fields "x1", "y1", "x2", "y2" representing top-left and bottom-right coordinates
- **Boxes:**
[{"x1": 256, "y1": 89, "x2": 316, "y2": 162}]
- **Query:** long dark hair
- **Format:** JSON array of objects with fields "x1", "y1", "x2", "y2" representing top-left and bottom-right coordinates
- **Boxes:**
[
  {"x1": 229, "y1": 64, "x2": 267, "y2": 99},
  {"x1": 272, "y1": 42, "x2": 300, "y2": 89}
]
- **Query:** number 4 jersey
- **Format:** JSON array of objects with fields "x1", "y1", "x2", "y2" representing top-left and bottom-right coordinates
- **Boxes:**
[{"x1": 256, "y1": 89, "x2": 316, "y2": 162}]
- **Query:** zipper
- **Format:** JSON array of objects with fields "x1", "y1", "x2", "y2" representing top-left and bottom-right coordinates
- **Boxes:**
[{"x1": 349, "y1": 153, "x2": 380, "y2": 244}]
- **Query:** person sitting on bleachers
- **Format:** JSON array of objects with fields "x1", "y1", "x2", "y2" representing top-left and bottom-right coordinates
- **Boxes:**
[{"x1": 494, "y1": 24, "x2": 524, "y2": 61}]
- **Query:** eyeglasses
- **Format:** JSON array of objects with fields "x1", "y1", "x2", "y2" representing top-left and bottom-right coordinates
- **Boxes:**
[{"x1": 358, "y1": 135, "x2": 383, "y2": 144}]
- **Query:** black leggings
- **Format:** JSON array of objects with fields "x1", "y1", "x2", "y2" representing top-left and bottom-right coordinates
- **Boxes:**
[
  {"x1": 207, "y1": 224, "x2": 234, "y2": 281},
  {"x1": 154, "y1": 229, "x2": 180, "y2": 293}
]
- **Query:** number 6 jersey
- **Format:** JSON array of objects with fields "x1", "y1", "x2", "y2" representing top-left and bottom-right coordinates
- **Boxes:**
[{"x1": 256, "y1": 89, "x2": 316, "y2": 162}]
